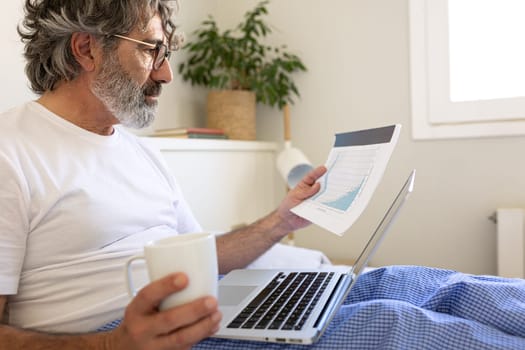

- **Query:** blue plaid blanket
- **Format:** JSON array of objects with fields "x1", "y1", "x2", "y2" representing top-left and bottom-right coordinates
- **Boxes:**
[{"x1": 99, "y1": 266, "x2": 525, "y2": 349}]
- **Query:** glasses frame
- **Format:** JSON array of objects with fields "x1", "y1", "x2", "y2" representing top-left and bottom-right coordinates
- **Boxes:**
[{"x1": 113, "y1": 34, "x2": 171, "y2": 70}]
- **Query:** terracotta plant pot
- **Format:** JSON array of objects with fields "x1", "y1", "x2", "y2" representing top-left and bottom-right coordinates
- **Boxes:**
[{"x1": 207, "y1": 90, "x2": 256, "y2": 140}]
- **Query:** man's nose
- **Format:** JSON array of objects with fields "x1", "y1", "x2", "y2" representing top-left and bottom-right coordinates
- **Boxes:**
[{"x1": 151, "y1": 58, "x2": 173, "y2": 84}]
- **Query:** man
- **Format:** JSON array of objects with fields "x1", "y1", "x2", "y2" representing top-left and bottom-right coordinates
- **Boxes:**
[
  {"x1": 4, "y1": 1, "x2": 525, "y2": 350},
  {"x1": 0, "y1": 0, "x2": 326, "y2": 349}
]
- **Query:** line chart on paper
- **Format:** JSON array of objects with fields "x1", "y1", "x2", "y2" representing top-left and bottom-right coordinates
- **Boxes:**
[
  {"x1": 291, "y1": 124, "x2": 401, "y2": 235},
  {"x1": 312, "y1": 147, "x2": 378, "y2": 212}
]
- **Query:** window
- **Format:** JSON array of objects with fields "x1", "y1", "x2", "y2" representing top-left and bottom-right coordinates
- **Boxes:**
[{"x1": 409, "y1": 0, "x2": 525, "y2": 139}]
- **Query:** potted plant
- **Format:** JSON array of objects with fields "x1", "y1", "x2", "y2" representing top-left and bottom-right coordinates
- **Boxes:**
[{"x1": 178, "y1": 0, "x2": 307, "y2": 140}]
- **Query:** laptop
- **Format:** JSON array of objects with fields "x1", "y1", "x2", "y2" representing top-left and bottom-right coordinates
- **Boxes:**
[{"x1": 213, "y1": 169, "x2": 416, "y2": 345}]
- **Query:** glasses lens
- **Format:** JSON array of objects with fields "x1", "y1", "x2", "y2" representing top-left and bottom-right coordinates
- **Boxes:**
[{"x1": 154, "y1": 44, "x2": 170, "y2": 70}]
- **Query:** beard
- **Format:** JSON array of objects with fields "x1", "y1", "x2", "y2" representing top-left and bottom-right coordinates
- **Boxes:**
[{"x1": 91, "y1": 52, "x2": 162, "y2": 129}]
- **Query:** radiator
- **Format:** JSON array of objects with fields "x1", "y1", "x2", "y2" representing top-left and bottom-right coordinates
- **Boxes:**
[{"x1": 494, "y1": 208, "x2": 525, "y2": 278}]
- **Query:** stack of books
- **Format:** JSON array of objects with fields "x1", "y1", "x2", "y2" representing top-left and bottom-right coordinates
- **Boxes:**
[{"x1": 150, "y1": 127, "x2": 228, "y2": 139}]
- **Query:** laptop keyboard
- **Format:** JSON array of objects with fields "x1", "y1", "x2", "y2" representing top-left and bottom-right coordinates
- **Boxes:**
[{"x1": 227, "y1": 271, "x2": 334, "y2": 331}]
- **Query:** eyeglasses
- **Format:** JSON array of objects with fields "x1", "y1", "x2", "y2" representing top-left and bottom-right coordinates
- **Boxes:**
[{"x1": 113, "y1": 34, "x2": 171, "y2": 70}]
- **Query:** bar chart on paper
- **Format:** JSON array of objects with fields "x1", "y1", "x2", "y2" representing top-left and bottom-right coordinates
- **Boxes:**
[{"x1": 312, "y1": 148, "x2": 377, "y2": 212}]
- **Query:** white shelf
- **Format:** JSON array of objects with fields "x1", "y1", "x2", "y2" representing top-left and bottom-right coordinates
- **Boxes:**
[
  {"x1": 142, "y1": 137, "x2": 282, "y2": 233},
  {"x1": 141, "y1": 137, "x2": 278, "y2": 152}
]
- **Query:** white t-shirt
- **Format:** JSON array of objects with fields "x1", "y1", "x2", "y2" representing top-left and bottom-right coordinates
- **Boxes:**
[{"x1": 0, "y1": 102, "x2": 202, "y2": 332}]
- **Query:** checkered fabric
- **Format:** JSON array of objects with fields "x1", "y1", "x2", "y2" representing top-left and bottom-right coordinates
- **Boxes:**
[
  {"x1": 98, "y1": 266, "x2": 525, "y2": 349},
  {"x1": 96, "y1": 318, "x2": 123, "y2": 333}
]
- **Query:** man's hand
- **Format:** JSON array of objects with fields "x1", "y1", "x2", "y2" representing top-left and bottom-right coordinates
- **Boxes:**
[
  {"x1": 277, "y1": 165, "x2": 327, "y2": 232},
  {"x1": 110, "y1": 273, "x2": 221, "y2": 350},
  {"x1": 215, "y1": 165, "x2": 327, "y2": 273}
]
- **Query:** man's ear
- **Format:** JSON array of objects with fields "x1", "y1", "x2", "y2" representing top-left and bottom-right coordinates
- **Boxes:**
[{"x1": 70, "y1": 32, "x2": 99, "y2": 72}]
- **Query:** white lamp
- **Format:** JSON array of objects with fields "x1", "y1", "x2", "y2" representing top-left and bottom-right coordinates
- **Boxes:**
[
  {"x1": 276, "y1": 105, "x2": 313, "y2": 245},
  {"x1": 276, "y1": 105, "x2": 313, "y2": 189}
]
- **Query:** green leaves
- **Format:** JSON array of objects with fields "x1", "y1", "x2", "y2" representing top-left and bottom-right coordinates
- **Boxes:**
[{"x1": 178, "y1": 0, "x2": 307, "y2": 110}]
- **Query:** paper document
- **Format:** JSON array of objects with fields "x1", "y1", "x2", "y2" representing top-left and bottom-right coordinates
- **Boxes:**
[{"x1": 291, "y1": 125, "x2": 401, "y2": 235}]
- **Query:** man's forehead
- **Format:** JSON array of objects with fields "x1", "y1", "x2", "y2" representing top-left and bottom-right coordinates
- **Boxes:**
[{"x1": 130, "y1": 14, "x2": 165, "y2": 38}]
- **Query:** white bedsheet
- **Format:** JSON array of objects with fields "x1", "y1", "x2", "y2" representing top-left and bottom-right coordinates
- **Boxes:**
[{"x1": 246, "y1": 243, "x2": 333, "y2": 269}]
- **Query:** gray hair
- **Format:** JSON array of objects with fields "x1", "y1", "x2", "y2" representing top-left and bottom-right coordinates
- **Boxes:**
[{"x1": 18, "y1": 0, "x2": 179, "y2": 94}]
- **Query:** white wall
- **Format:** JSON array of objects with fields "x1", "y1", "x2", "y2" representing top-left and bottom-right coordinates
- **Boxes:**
[
  {"x1": 0, "y1": 0, "x2": 36, "y2": 112},
  {"x1": 166, "y1": 0, "x2": 525, "y2": 275},
  {"x1": 2, "y1": 1, "x2": 524, "y2": 275}
]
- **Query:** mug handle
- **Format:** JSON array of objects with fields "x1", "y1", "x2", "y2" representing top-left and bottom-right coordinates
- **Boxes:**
[{"x1": 125, "y1": 254, "x2": 145, "y2": 297}]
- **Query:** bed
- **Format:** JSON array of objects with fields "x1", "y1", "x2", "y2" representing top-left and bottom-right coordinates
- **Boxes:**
[
  {"x1": 195, "y1": 245, "x2": 525, "y2": 350},
  {"x1": 98, "y1": 245, "x2": 525, "y2": 349}
]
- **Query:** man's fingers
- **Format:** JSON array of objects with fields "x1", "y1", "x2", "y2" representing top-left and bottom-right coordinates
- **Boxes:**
[
  {"x1": 157, "y1": 309, "x2": 222, "y2": 349},
  {"x1": 301, "y1": 165, "x2": 327, "y2": 186},
  {"x1": 154, "y1": 297, "x2": 222, "y2": 348},
  {"x1": 293, "y1": 165, "x2": 326, "y2": 199},
  {"x1": 129, "y1": 273, "x2": 189, "y2": 314},
  {"x1": 118, "y1": 275, "x2": 221, "y2": 350},
  {"x1": 152, "y1": 296, "x2": 220, "y2": 335}
]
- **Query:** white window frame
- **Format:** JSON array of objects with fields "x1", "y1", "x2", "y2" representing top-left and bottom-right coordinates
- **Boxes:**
[{"x1": 409, "y1": 0, "x2": 525, "y2": 140}]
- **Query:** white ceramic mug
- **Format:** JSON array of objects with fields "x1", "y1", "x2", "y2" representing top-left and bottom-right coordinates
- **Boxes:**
[{"x1": 125, "y1": 233, "x2": 218, "y2": 310}]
